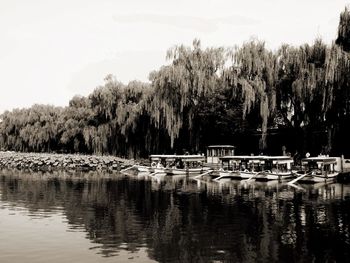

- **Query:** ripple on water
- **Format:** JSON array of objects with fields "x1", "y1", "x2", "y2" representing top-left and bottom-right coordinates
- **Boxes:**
[{"x1": 1, "y1": 170, "x2": 350, "y2": 262}]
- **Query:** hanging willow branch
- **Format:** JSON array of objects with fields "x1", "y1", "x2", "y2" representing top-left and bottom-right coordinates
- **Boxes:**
[
  {"x1": 148, "y1": 39, "x2": 226, "y2": 147},
  {"x1": 2, "y1": 7, "x2": 350, "y2": 157},
  {"x1": 224, "y1": 40, "x2": 277, "y2": 149},
  {"x1": 336, "y1": 7, "x2": 350, "y2": 52}
]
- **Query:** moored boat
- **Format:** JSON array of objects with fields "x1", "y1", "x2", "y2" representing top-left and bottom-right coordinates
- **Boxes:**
[
  {"x1": 136, "y1": 154, "x2": 208, "y2": 176},
  {"x1": 255, "y1": 156, "x2": 295, "y2": 181},
  {"x1": 206, "y1": 145, "x2": 235, "y2": 169},
  {"x1": 292, "y1": 157, "x2": 339, "y2": 183},
  {"x1": 215, "y1": 155, "x2": 265, "y2": 180},
  {"x1": 136, "y1": 165, "x2": 155, "y2": 173},
  {"x1": 216, "y1": 155, "x2": 295, "y2": 181}
]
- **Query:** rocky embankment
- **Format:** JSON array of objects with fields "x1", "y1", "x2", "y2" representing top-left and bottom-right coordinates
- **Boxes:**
[{"x1": 0, "y1": 151, "x2": 134, "y2": 171}]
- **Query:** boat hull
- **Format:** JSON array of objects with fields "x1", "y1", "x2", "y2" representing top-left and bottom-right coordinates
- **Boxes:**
[
  {"x1": 136, "y1": 165, "x2": 154, "y2": 173},
  {"x1": 153, "y1": 167, "x2": 210, "y2": 176},
  {"x1": 297, "y1": 172, "x2": 338, "y2": 183},
  {"x1": 215, "y1": 170, "x2": 256, "y2": 180},
  {"x1": 255, "y1": 172, "x2": 295, "y2": 181},
  {"x1": 216, "y1": 171, "x2": 241, "y2": 180},
  {"x1": 239, "y1": 171, "x2": 257, "y2": 179}
]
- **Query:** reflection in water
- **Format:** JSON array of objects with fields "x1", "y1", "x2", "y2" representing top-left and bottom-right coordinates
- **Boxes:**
[{"x1": 0, "y1": 169, "x2": 350, "y2": 262}]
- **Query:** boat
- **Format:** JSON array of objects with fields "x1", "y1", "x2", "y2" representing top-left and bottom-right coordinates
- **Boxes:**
[
  {"x1": 240, "y1": 156, "x2": 266, "y2": 179},
  {"x1": 136, "y1": 154, "x2": 208, "y2": 175},
  {"x1": 291, "y1": 157, "x2": 339, "y2": 183},
  {"x1": 214, "y1": 155, "x2": 265, "y2": 180},
  {"x1": 136, "y1": 165, "x2": 155, "y2": 173},
  {"x1": 254, "y1": 156, "x2": 295, "y2": 181},
  {"x1": 206, "y1": 145, "x2": 235, "y2": 169},
  {"x1": 216, "y1": 155, "x2": 295, "y2": 181}
]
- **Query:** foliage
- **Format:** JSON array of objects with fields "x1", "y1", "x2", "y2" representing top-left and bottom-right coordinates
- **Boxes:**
[
  {"x1": 1, "y1": 8, "x2": 350, "y2": 157},
  {"x1": 224, "y1": 40, "x2": 277, "y2": 149}
]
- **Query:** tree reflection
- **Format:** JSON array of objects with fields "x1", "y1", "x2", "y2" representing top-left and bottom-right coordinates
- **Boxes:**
[{"x1": 0, "y1": 169, "x2": 350, "y2": 262}]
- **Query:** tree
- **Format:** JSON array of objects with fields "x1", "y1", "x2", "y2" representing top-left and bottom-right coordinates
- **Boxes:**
[
  {"x1": 224, "y1": 40, "x2": 277, "y2": 150},
  {"x1": 148, "y1": 39, "x2": 226, "y2": 151}
]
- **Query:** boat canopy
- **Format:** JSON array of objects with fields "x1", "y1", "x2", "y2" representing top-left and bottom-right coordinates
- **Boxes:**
[
  {"x1": 206, "y1": 145, "x2": 235, "y2": 164},
  {"x1": 150, "y1": 155, "x2": 205, "y2": 162},
  {"x1": 207, "y1": 145, "x2": 235, "y2": 149},
  {"x1": 220, "y1": 155, "x2": 261, "y2": 160},
  {"x1": 263, "y1": 156, "x2": 294, "y2": 164},
  {"x1": 220, "y1": 155, "x2": 293, "y2": 164},
  {"x1": 302, "y1": 157, "x2": 337, "y2": 164},
  {"x1": 207, "y1": 145, "x2": 235, "y2": 157},
  {"x1": 219, "y1": 155, "x2": 265, "y2": 164}
]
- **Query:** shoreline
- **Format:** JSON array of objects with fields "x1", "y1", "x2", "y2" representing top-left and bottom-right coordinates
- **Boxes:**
[{"x1": 0, "y1": 151, "x2": 134, "y2": 172}]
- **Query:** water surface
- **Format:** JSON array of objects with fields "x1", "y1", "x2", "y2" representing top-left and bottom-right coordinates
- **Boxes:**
[{"x1": 0, "y1": 169, "x2": 350, "y2": 262}]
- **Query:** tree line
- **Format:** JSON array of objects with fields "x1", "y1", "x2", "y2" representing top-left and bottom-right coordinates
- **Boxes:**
[{"x1": 1, "y1": 8, "x2": 350, "y2": 158}]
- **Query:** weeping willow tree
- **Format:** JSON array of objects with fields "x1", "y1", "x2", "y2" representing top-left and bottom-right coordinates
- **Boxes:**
[
  {"x1": 275, "y1": 39, "x2": 330, "y2": 154},
  {"x1": 272, "y1": 7, "x2": 350, "y2": 155},
  {"x1": 223, "y1": 40, "x2": 277, "y2": 150},
  {"x1": 82, "y1": 75, "x2": 123, "y2": 154},
  {"x1": 114, "y1": 80, "x2": 156, "y2": 157},
  {"x1": 148, "y1": 39, "x2": 226, "y2": 151},
  {"x1": 336, "y1": 7, "x2": 350, "y2": 52},
  {"x1": 82, "y1": 76, "x2": 148, "y2": 156},
  {"x1": 1, "y1": 7, "x2": 350, "y2": 157},
  {"x1": 325, "y1": 45, "x2": 350, "y2": 116},
  {"x1": 75, "y1": 76, "x2": 156, "y2": 157},
  {"x1": 58, "y1": 95, "x2": 92, "y2": 153},
  {"x1": 116, "y1": 81, "x2": 149, "y2": 139},
  {"x1": 323, "y1": 7, "x2": 350, "y2": 155},
  {"x1": 0, "y1": 105, "x2": 62, "y2": 152}
]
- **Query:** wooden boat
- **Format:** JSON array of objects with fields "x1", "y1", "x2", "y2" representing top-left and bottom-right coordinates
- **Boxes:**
[
  {"x1": 216, "y1": 155, "x2": 295, "y2": 181},
  {"x1": 291, "y1": 157, "x2": 339, "y2": 183},
  {"x1": 136, "y1": 165, "x2": 154, "y2": 173},
  {"x1": 136, "y1": 154, "x2": 208, "y2": 175},
  {"x1": 206, "y1": 145, "x2": 235, "y2": 169},
  {"x1": 215, "y1": 155, "x2": 265, "y2": 180},
  {"x1": 254, "y1": 156, "x2": 295, "y2": 181}
]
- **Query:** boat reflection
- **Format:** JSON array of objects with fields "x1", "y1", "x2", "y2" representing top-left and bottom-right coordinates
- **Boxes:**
[{"x1": 0, "y1": 168, "x2": 350, "y2": 262}]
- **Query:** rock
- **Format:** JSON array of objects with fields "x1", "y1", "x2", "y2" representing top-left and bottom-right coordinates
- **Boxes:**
[{"x1": 0, "y1": 151, "x2": 133, "y2": 172}]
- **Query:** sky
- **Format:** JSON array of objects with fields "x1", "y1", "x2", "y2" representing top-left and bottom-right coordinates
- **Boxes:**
[{"x1": 0, "y1": 0, "x2": 348, "y2": 114}]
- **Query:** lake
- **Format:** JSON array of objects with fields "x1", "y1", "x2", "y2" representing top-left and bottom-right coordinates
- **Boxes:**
[{"x1": 0, "y1": 169, "x2": 350, "y2": 262}]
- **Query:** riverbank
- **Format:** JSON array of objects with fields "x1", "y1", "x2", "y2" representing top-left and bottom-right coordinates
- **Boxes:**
[{"x1": 0, "y1": 151, "x2": 134, "y2": 171}]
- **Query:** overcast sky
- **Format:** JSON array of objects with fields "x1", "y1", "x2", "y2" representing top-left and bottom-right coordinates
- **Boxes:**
[{"x1": 0, "y1": 0, "x2": 348, "y2": 114}]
